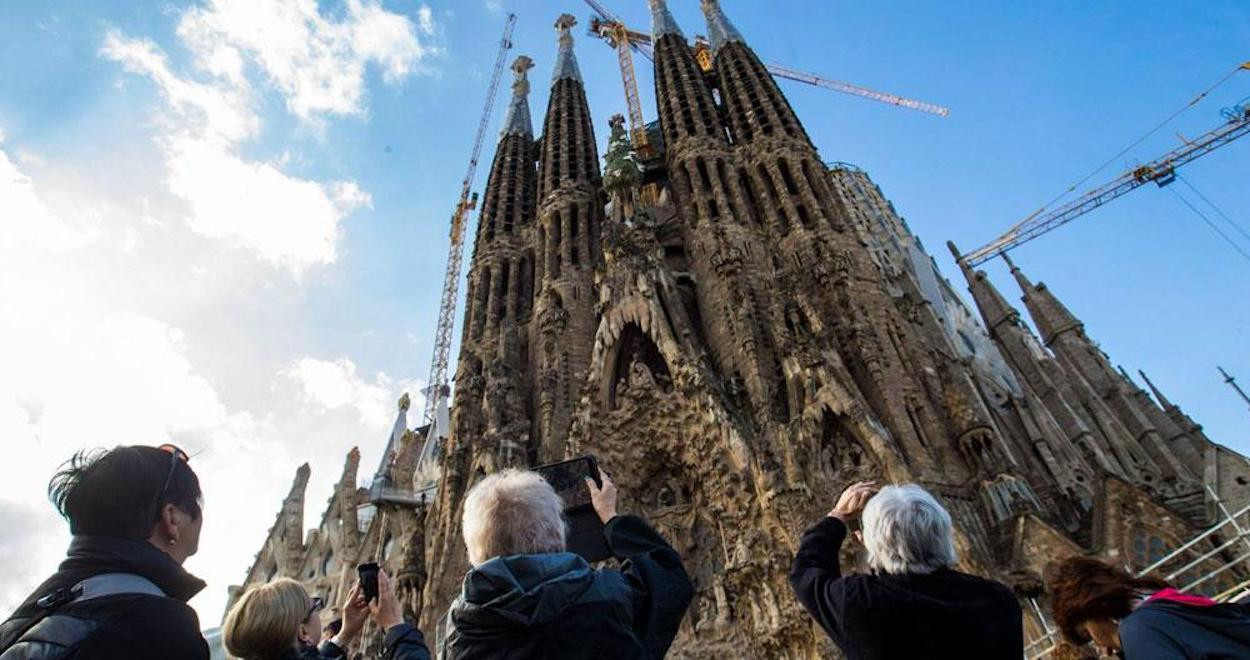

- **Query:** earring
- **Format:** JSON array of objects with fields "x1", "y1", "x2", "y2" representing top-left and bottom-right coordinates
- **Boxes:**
[{"x1": 168, "y1": 538, "x2": 177, "y2": 546}]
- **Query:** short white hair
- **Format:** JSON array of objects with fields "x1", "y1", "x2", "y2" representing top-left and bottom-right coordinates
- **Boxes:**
[
  {"x1": 461, "y1": 469, "x2": 566, "y2": 566},
  {"x1": 861, "y1": 484, "x2": 957, "y2": 575}
]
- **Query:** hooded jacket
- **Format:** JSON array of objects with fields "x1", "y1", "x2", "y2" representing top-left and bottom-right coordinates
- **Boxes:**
[
  {"x1": 789, "y1": 517, "x2": 1022, "y2": 660},
  {"x1": 1119, "y1": 592, "x2": 1250, "y2": 659},
  {"x1": 0, "y1": 535, "x2": 208, "y2": 659},
  {"x1": 442, "y1": 515, "x2": 692, "y2": 660}
]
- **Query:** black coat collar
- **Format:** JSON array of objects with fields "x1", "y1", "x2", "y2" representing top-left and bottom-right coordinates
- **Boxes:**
[{"x1": 60, "y1": 535, "x2": 206, "y2": 602}]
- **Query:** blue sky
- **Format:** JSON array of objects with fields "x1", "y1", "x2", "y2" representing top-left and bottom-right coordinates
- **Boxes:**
[{"x1": 1, "y1": 0, "x2": 1248, "y2": 624}]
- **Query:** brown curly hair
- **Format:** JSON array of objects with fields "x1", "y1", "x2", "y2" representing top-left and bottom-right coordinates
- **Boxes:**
[{"x1": 1047, "y1": 556, "x2": 1169, "y2": 644}]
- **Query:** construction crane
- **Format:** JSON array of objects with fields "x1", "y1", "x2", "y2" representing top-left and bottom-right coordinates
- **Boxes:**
[
  {"x1": 417, "y1": 13, "x2": 517, "y2": 461},
  {"x1": 584, "y1": 0, "x2": 949, "y2": 153},
  {"x1": 960, "y1": 96, "x2": 1250, "y2": 267}
]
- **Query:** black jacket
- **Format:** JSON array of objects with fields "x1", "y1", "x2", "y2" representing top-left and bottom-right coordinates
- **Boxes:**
[
  {"x1": 0, "y1": 535, "x2": 208, "y2": 659},
  {"x1": 281, "y1": 624, "x2": 429, "y2": 660},
  {"x1": 443, "y1": 515, "x2": 692, "y2": 659},
  {"x1": 789, "y1": 517, "x2": 1022, "y2": 660},
  {"x1": 1119, "y1": 599, "x2": 1250, "y2": 658}
]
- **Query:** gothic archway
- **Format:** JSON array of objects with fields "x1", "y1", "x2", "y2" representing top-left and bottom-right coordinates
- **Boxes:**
[{"x1": 604, "y1": 322, "x2": 674, "y2": 410}]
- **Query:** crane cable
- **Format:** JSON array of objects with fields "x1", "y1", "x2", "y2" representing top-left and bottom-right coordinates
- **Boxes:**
[
  {"x1": 1177, "y1": 174, "x2": 1250, "y2": 245},
  {"x1": 1168, "y1": 186, "x2": 1250, "y2": 264},
  {"x1": 1004, "y1": 64, "x2": 1248, "y2": 237}
]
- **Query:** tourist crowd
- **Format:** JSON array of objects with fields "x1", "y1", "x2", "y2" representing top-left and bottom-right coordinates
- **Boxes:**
[{"x1": 2, "y1": 444, "x2": 1249, "y2": 659}]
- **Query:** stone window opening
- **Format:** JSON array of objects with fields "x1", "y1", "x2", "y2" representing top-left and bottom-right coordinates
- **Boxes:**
[
  {"x1": 473, "y1": 269, "x2": 491, "y2": 339},
  {"x1": 757, "y1": 165, "x2": 790, "y2": 232},
  {"x1": 738, "y1": 168, "x2": 763, "y2": 225},
  {"x1": 907, "y1": 405, "x2": 930, "y2": 449},
  {"x1": 778, "y1": 159, "x2": 800, "y2": 196},
  {"x1": 696, "y1": 158, "x2": 713, "y2": 193},
  {"x1": 518, "y1": 254, "x2": 534, "y2": 318},
  {"x1": 494, "y1": 260, "x2": 510, "y2": 322},
  {"x1": 796, "y1": 204, "x2": 814, "y2": 229}
]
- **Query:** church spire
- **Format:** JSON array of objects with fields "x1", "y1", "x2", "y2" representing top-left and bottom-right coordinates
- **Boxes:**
[
  {"x1": 1003, "y1": 253, "x2": 1083, "y2": 346},
  {"x1": 552, "y1": 14, "x2": 582, "y2": 84},
  {"x1": 649, "y1": 0, "x2": 683, "y2": 39},
  {"x1": 1139, "y1": 370, "x2": 1178, "y2": 412},
  {"x1": 502, "y1": 56, "x2": 534, "y2": 138},
  {"x1": 949, "y1": 242, "x2": 1019, "y2": 332},
  {"x1": 700, "y1": 0, "x2": 745, "y2": 51}
]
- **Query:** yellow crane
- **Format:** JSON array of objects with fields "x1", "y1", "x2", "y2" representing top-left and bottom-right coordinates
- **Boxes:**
[
  {"x1": 584, "y1": 0, "x2": 949, "y2": 160},
  {"x1": 958, "y1": 64, "x2": 1250, "y2": 267},
  {"x1": 417, "y1": 13, "x2": 516, "y2": 465}
]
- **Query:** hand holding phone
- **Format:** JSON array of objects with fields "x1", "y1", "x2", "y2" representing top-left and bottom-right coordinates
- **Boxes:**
[{"x1": 357, "y1": 562, "x2": 379, "y2": 603}]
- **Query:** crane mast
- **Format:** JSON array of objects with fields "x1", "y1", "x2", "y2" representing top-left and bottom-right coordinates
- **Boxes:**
[
  {"x1": 960, "y1": 101, "x2": 1250, "y2": 267},
  {"x1": 419, "y1": 13, "x2": 516, "y2": 451}
]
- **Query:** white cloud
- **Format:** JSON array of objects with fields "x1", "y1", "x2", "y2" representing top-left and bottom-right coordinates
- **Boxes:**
[
  {"x1": 102, "y1": 31, "x2": 257, "y2": 144},
  {"x1": 0, "y1": 144, "x2": 416, "y2": 622},
  {"x1": 165, "y1": 135, "x2": 370, "y2": 273},
  {"x1": 0, "y1": 146, "x2": 98, "y2": 255},
  {"x1": 101, "y1": 22, "x2": 381, "y2": 276},
  {"x1": 418, "y1": 5, "x2": 436, "y2": 36},
  {"x1": 177, "y1": 0, "x2": 439, "y2": 121},
  {"x1": 2, "y1": 0, "x2": 433, "y2": 626},
  {"x1": 288, "y1": 357, "x2": 420, "y2": 429}
]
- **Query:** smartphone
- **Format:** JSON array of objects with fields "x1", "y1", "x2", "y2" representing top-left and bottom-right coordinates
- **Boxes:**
[
  {"x1": 533, "y1": 455, "x2": 611, "y2": 563},
  {"x1": 357, "y1": 562, "x2": 379, "y2": 603},
  {"x1": 533, "y1": 456, "x2": 601, "y2": 510}
]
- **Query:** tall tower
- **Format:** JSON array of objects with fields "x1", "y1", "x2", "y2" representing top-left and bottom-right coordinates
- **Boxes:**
[
  {"x1": 419, "y1": 55, "x2": 540, "y2": 617},
  {"x1": 650, "y1": 0, "x2": 812, "y2": 437},
  {"x1": 530, "y1": 15, "x2": 604, "y2": 461},
  {"x1": 700, "y1": 0, "x2": 944, "y2": 468},
  {"x1": 451, "y1": 55, "x2": 538, "y2": 471},
  {"x1": 1005, "y1": 256, "x2": 1199, "y2": 492}
]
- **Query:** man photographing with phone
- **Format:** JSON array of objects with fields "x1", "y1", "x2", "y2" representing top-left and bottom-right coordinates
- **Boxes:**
[{"x1": 440, "y1": 462, "x2": 694, "y2": 659}]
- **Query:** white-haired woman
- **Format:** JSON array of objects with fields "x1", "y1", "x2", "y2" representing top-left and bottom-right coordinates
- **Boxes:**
[
  {"x1": 444, "y1": 467, "x2": 693, "y2": 659},
  {"x1": 790, "y1": 482, "x2": 1022, "y2": 659}
]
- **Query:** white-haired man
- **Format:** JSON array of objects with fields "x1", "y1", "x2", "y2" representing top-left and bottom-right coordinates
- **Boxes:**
[
  {"x1": 444, "y1": 467, "x2": 693, "y2": 659},
  {"x1": 790, "y1": 481, "x2": 1022, "y2": 659}
]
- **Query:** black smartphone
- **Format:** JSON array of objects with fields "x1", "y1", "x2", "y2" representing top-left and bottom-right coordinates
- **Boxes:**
[
  {"x1": 533, "y1": 455, "x2": 611, "y2": 563},
  {"x1": 357, "y1": 562, "x2": 379, "y2": 603},
  {"x1": 533, "y1": 455, "x2": 601, "y2": 510}
]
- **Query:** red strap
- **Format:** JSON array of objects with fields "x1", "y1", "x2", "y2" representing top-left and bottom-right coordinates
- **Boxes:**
[{"x1": 1145, "y1": 587, "x2": 1219, "y2": 607}]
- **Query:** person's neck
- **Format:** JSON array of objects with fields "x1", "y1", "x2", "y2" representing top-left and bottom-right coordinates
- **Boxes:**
[{"x1": 146, "y1": 535, "x2": 187, "y2": 564}]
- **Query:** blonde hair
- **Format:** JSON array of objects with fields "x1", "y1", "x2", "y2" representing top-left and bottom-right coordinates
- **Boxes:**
[
  {"x1": 223, "y1": 578, "x2": 309, "y2": 660},
  {"x1": 461, "y1": 469, "x2": 566, "y2": 566}
]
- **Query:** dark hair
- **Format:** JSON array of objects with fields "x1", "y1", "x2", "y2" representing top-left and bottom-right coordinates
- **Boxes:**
[
  {"x1": 1048, "y1": 556, "x2": 1169, "y2": 644},
  {"x1": 48, "y1": 446, "x2": 202, "y2": 539}
]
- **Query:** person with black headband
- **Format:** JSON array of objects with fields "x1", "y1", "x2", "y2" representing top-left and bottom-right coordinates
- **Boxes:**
[{"x1": 0, "y1": 444, "x2": 209, "y2": 659}]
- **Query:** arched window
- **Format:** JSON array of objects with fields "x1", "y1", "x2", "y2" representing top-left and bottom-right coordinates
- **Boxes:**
[{"x1": 322, "y1": 550, "x2": 337, "y2": 577}]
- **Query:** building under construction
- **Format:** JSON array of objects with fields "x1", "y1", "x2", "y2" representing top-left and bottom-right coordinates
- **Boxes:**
[{"x1": 231, "y1": 2, "x2": 1250, "y2": 657}]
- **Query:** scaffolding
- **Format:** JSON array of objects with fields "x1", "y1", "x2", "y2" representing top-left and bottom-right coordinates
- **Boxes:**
[{"x1": 1024, "y1": 486, "x2": 1250, "y2": 658}]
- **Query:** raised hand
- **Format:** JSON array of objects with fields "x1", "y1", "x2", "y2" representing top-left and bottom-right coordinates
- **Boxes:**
[
  {"x1": 828, "y1": 481, "x2": 879, "y2": 523},
  {"x1": 586, "y1": 470, "x2": 619, "y2": 524},
  {"x1": 368, "y1": 569, "x2": 404, "y2": 631},
  {"x1": 338, "y1": 582, "x2": 368, "y2": 644}
]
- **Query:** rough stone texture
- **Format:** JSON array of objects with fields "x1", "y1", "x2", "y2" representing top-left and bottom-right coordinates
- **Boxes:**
[{"x1": 235, "y1": 4, "x2": 1250, "y2": 658}]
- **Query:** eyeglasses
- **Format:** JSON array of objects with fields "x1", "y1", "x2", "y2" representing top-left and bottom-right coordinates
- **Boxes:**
[
  {"x1": 155, "y1": 444, "x2": 190, "y2": 518},
  {"x1": 307, "y1": 596, "x2": 325, "y2": 619}
]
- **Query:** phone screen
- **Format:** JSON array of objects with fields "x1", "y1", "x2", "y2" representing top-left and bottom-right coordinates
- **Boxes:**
[
  {"x1": 357, "y1": 562, "x2": 379, "y2": 603},
  {"x1": 534, "y1": 456, "x2": 599, "y2": 509}
]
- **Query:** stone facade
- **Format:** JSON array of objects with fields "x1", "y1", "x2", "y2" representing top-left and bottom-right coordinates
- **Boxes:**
[{"x1": 233, "y1": 2, "x2": 1250, "y2": 657}]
